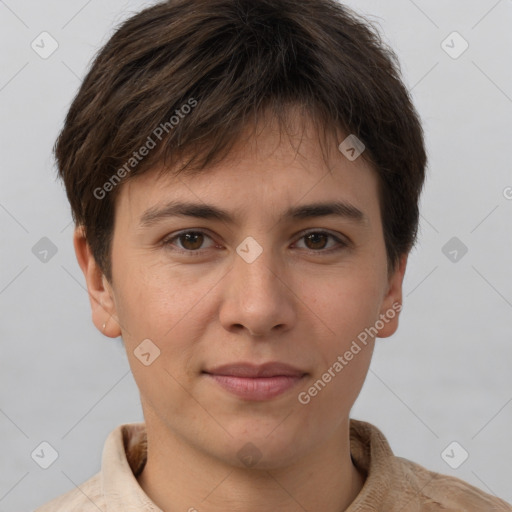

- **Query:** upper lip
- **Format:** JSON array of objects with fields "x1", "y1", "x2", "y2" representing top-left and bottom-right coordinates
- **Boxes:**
[{"x1": 204, "y1": 362, "x2": 307, "y2": 378}]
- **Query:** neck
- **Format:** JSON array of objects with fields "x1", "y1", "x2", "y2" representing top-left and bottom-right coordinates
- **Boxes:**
[{"x1": 137, "y1": 415, "x2": 365, "y2": 512}]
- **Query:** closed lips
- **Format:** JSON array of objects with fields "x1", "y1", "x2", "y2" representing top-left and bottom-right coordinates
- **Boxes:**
[{"x1": 203, "y1": 362, "x2": 307, "y2": 378}]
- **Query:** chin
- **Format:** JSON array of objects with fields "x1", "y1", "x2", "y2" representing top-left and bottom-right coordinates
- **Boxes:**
[{"x1": 214, "y1": 424, "x2": 310, "y2": 470}]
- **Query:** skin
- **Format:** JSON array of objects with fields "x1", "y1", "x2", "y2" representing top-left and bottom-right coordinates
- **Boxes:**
[{"x1": 75, "y1": 111, "x2": 407, "y2": 512}]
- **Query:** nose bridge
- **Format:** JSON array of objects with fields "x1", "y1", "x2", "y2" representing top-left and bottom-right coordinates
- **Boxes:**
[
  {"x1": 220, "y1": 237, "x2": 295, "y2": 335},
  {"x1": 234, "y1": 239, "x2": 283, "y2": 302}
]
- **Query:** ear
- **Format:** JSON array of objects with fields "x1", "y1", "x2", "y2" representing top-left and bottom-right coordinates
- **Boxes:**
[
  {"x1": 73, "y1": 226, "x2": 122, "y2": 338},
  {"x1": 376, "y1": 253, "x2": 408, "y2": 338}
]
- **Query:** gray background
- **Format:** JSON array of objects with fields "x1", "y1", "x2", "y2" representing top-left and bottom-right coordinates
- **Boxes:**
[{"x1": 1, "y1": 0, "x2": 511, "y2": 510}]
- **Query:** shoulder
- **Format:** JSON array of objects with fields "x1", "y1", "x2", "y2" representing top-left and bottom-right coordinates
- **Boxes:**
[
  {"x1": 397, "y1": 456, "x2": 512, "y2": 511},
  {"x1": 34, "y1": 472, "x2": 104, "y2": 511},
  {"x1": 349, "y1": 419, "x2": 512, "y2": 511},
  {"x1": 33, "y1": 422, "x2": 148, "y2": 511}
]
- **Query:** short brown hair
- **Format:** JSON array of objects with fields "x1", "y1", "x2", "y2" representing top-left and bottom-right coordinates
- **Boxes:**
[{"x1": 55, "y1": 0, "x2": 427, "y2": 282}]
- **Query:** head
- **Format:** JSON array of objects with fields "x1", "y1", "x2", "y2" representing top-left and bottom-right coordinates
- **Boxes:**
[{"x1": 58, "y1": 0, "x2": 426, "y2": 468}]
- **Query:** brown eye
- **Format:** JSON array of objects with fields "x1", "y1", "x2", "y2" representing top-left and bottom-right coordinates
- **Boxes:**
[
  {"x1": 304, "y1": 232, "x2": 329, "y2": 250},
  {"x1": 295, "y1": 230, "x2": 348, "y2": 253},
  {"x1": 178, "y1": 232, "x2": 205, "y2": 250},
  {"x1": 163, "y1": 230, "x2": 216, "y2": 253}
]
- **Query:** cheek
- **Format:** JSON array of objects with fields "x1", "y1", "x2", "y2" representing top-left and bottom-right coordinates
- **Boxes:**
[
  {"x1": 113, "y1": 267, "x2": 211, "y2": 415},
  {"x1": 297, "y1": 278, "x2": 378, "y2": 420},
  {"x1": 299, "y1": 266, "x2": 383, "y2": 400},
  {"x1": 112, "y1": 260, "x2": 228, "y2": 402},
  {"x1": 309, "y1": 269, "x2": 384, "y2": 338},
  {"x1": 114, "y1": 259, "x2": 223, "y2": 340}
]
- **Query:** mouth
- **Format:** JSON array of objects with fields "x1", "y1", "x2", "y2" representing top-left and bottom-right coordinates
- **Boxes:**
[{"x1": 202, "y1": 362, "x2": 308, "y2": 401}]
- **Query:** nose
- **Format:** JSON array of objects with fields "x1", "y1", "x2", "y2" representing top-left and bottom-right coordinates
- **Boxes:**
[{"x1": 218, "y1": 244, "x2": 297, "y2": 338}]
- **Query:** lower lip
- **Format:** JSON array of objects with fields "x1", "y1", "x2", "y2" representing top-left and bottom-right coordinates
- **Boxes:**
[{"x1": 204, "y1": 373, "x2": 305, "y2": 401}]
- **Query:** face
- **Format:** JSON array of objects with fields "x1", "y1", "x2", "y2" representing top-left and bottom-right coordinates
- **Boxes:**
[{"x1": 76, "y1": 113, "x2": 406, "y2": 469}]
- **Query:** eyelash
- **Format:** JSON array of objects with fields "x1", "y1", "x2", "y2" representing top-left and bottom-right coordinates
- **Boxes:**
[{"x1": 161, "y1": 229, "x2": 349, "y2": 256}]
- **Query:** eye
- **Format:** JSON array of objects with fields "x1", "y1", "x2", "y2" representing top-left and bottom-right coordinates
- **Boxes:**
[
  {"x1": 294, "y1": 230, "x2": 348, "y2": 252},
  {"x1": 162, "y1": 230, "x2": 216, "y2": 253},
  {"x1": 162, "y1": 229, "x2": 349, "y2": 255}
]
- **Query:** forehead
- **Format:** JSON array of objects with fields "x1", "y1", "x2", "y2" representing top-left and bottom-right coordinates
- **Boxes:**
[{"x1": 115, "y1": 112, "x2": 380, "y2": 228}]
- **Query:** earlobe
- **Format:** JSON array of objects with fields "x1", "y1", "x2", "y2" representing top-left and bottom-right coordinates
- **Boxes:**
[
  {"x1": 73, "y1": 226, "x2": 122, "y2": 338},
  {"x1": 376, "y1": 253, "x2": 408, "y2": 339}
]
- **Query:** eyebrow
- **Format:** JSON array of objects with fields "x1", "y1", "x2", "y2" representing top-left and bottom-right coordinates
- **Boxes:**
[{"x1": 138, "y1": 200, "x2": 367, "y2": 228}]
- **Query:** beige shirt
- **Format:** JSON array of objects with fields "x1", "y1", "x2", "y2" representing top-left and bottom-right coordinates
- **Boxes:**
[{"x1": 35, "y1": 419, "x2": 512, "y2": 511}]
